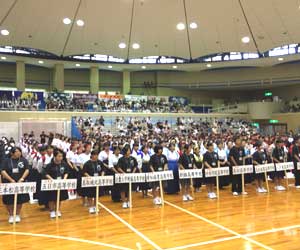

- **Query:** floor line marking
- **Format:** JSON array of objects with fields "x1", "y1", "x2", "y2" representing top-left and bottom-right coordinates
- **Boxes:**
[
  {"x1": 245, "y1": 224, "x2": 300, "y2": 237},
  {"x1": 0, "y1": 231, "x2": 134, "y2": 250},
  {"x1": 163, "y1": 199, "x2": 274, "y2": 250},
  {"x1": 98, "y1": 202, "x2": 163, "y2": 250}
]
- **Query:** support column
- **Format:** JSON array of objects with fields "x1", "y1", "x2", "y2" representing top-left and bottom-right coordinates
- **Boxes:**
[
  {"x1": 16, "y1": 61, "x2": 25, "y2": 91},
  {"x1": 53, "y1": 64, "x2": 64, "y2": 92},
  {"x1": 122, "y1": 71, "x2": 131, "y2": 95},
  {"x1": 90, "y1": 66, "x2": 99, "y2": 94}
]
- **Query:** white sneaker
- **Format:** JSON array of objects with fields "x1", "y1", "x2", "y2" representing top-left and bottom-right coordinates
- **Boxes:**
[
  {"x1": 8, "y1": 216, "x2": 14, "y2": 224},
  {"x1": 274, "y1": 186, "x2": 279, "y2": 191},
  {"x1": 212, "y1": 192, "x2": 217, "y2": 199},
  {"x1": 57, "y1": 211, "x2": 62, "y2": 217},
  {"x1": 232, "y1": 192, "x2": 239, "y2": 196},
  {"x1": 122, "y1": 202, "x2": 128, "y2": 209},
  {"x1": 127, "y1": 202, "x2": 131, "y2": 208},
  {"x1": 279, "y1": 186, "x2": 286, "y2": 191},
  {"x1": 183, "y1": 195, "x2": 188, "y2": 202},
  {"x1": 242, "y1": 191, "x2": 248, "y2": 195},
  {"x1": 89, "y1": 207, "x2": 96, "y2": 214},
  {"x1": 296, "y1": 186, "x2": 300, "y2": 189},
  {"x1": 208, "y1": 193, "x2": 214, "y2": 199},
  {"x1": 262, "y1": 188, "x2": 267, "y2": 193},
  {"x1": 153, "y1": 198, "x2": 158, "y2": 204},
  {"x1": 157, "y1": 198, "x2": 162, "y2": 205},
  {"x1": 257, "y1": 188, "x2": 264, "y2": 193},
  {"x1": 15, "y1": 215, "x2": 21, "y2": 223},
  {"x1": 50, "y1": 211, "x2": 56, "y2": 218},
  {"x1": 187, "y1": 195, "x2": 194, "y2": 201}
]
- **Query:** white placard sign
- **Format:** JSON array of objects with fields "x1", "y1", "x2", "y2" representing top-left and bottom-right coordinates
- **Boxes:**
[
  {"x1": 145, "y1": 171, "x2": 174, "y2": 182},
  {"x1": 297, "y1": 162, "x2": 300, "y2": 170},
  {"x1": 0, "y1": 182, "x2": 36, "y2": 195},
  {"x1": 115, "y1": 173, "x2": 146, "y2": 184},
  {"x1": 276, "y1": 162, "x2": 294, "y2": 171},
  {"x1": 41, "y1": 179, "x2": 77, "y2": 191},
  {"x1": 232, "y1": 165, "x2": 254, "y2": 175},
  {"x1": 82, "y1": 176, "x2": 114, "y2": 187},
  {"x1": 205, "y1": 167, "x2": 230, "y2": 178},
  {"x1": 255, "y1": 163, "x2": 275, "y2": 174},
  {"x1": 179, "y1": 169, "x2": 203, "y2": 179}
]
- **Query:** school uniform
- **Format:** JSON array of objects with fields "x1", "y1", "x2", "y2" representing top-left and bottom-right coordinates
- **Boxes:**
[
  {"x1": 203, "y1": 151, "x2": 219, "y2": 185},
  {"x1": 216, "y1": 148, "x2": 230, "y2": 188},
  {"x1": 252, "y1": 150, "x2": 267, "y2": 181},
  {"x1": 166, "y1": 150, "x2": 180, "y2": 194},
  {"x1": 292, "y1": 145, "x2": 300, "y2": 186},
  {"x1": 108, "y1": 153, "x2": 122, "y2": 202},
  {"x1": 116, "y1": 156, "x2": 138, "y2": 192},
  {"x1": 149, "y1": 154, "x2": 168, "y2": 190},
  {"x1": 193, "y1": 153, "x2": 203, "y2": 189},
  {"x1": 229, "y1": 146, "x2": 245, "y2": 193},
  {"x1": 81, "y1": 160, "x2": 105, "y2": 198},
  {"x1": 1, "y1": 157, "x2": 30, "y2": 205},
  {"x1": 43, "y1": 160, "x2": 69, "y2": 202},
  {"x1": 140, "y1": 152, "x2": 151, "y2": 192},
  {"x1": 178, "y1": 153, "x2": 195, "y2": 187},
  {"x1": 271, "y1": 147, "x2": 285, "y2": 179}
]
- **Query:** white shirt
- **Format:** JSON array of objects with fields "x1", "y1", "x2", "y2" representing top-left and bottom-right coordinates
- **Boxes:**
[
  {"x1": 66, "y1": 151, "x2": 75, "y2": 162},
  {"x1": 45, "y1": 154, "x2": 53, "y2": 165},
  {"x1": 98, "y1": 150, "x2": 110, "y2": 162},
  {"x1": 79, "y1": 153, "x2": 91, "y2": 164},
  {"x1": 108, "y1": 153, "x2": 123, "y2": 169},
  {"x1": 166, "y1": 150, "x2": 180, "y2": 161},
  {"x1": 216, "y1": 148, "x2": 227, "y2": 161}
]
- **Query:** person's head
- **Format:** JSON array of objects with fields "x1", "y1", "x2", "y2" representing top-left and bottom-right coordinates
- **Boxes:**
[
  {"x1": 113, "y1": 146, "x2": 121, "y2": 156},
  {"x1": 234, "y1": 137, "x2": 241, "y2": 147},
  {"x1": 90, "y1": 150, "x2": 99, "y2": 161},
  {"x1": 141, "y1": 145, "x2": 148, "y2": 154},
  {"x1": 154, "y1": 145, "x2": 163, "y2": 155},
  {"x1": 193, "y1": 145, "x2": 200, "y2": 154},
  {"x1": 47, "y1": 145, "x2": 54, "y2": 155},
  {"x1": 276, "y1": 139, "x2": 283, "y2": 148},
  {"x1": 10, "y1": 147, "x2": 22, "y2": 159},
  {"x1": 39, "y1": 145, "x2": 47, "y2": 155},
  {"x1": 84, "y1": 143, "x2": 92, "y2": 154},
  {"x1": 168, "y1": 143, "x2": 175, "y2": 152},
  {"x1": 207, "y1": 142, "x2": 214, "y2": 152},
  {"x1": 255, "y1": 141, "x2": 263, "y2": 151},
  {"x1": 217, "y1": 140, "x2": 223, "y2": 149},
  {"x1": 133, "y1": 143, "x2": 139, "y2": 151},
  {"x1": 122, "y1": 145, "x2": 131, "y2": 157},
  {"x1": 184, "y1": 144, "x2": 192, "y2": 154},
  {"x1": 53, "y1": 149, "x2": 64, "y2": 163}
]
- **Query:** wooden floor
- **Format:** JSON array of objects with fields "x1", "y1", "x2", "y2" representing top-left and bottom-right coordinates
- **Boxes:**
[{"x1": 0, "y1": 182, "x2": 300, "y2": 250}]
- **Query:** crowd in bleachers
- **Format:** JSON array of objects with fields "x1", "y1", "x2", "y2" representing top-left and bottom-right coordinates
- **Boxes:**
[{"x1": 284, "y1": 97, "x2": 300, "y2": 113}]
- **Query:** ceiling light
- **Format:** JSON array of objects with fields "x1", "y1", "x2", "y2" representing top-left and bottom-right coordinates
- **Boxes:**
[
  {"x1": 38, "y1": 60, "x2": 44, "y2": 64},
  {"x1": 172, "y1": 65, "x2": 178, "y2": 69},
  {"x1": 119, "y1": 42, "x2": 126, "y2": 49},
  {"x1": 76, "y1": 20, "x2": 84, "y2": 26},
  {"x1": 206, "y1": 64, "x2": 212, "y2": 68},
  {"x1": 176, "y1": 22, "x2": 185, "y2": 30},
  {"x1": 75, "y1": 63, "x2": 80, "y2": 67},
  {"x1": 141, "y1": 66, "x2": 146, "y2": 69},
  {"x1": 1, "y1": 56, "x2": 6, "y2": 60},
  {"x1": 0, "y1": 29, "x2": 9, "y2": 36},
  {"x1": 278, "y1": 57, "x2": 284, "y2": 61},
  {"x1": 63, "y1": 18, "x2": 72, "y2": 25},
  {"x1": 108, "y1": 65, "x2": 113, "y2": 69},
  {"x1": 132, "y1": 43, "x2": 140, "y2": 49},
  {"x1": 242, "y1": 36, "x2": 250, "y2": 43},
  {"x1": 189, "y1": 22, "x2": 198, "y2": 29}
]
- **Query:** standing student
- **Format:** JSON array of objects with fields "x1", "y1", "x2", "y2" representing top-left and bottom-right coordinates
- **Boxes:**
[
  {"x1": 116, "y1": 145, "x2": 138, "y2": 209},
  {"x1": 82, "y1": 150, "x2": 105, "y2": 214},
  {"x1": 1, "y1": 147, "x2": 30, "y2": 223},
  {"x1": 272, "y1": 140, "x2": 286, "y2": 191},
  {"x1": 140, "y1": 145, "x2": 151, "y2": 197},
  {"x1": 292, "y1": 137, "x2": 300, "y2": 188},
  {"x1": 108, "y1": 146, "x2": 122, "y2": 202},
  {"x1": 229, "y1": 137, "x2": 246, "y2": 196},
  {"x1": 203, "y1": 142, "x2": 219, "y2": 199},
  {"x1": 193, "y1": 145, "x2": 203, "y2": 192},
  {"x1": 149, "y1": 145, "x2": 168, "y2": 205},
  {"x1": 252, "y1": 141, "x2": 268, "y2": 193},
  {"x1": 166, "y1": 143, "x2": 180, "y2": 194},
  {"x1": 44, "y1": 149, "x2": 69, "y2": 218},
  {"x1": 215, "y1": 140, "x2": 230, "y2": 189},
  {"x1": 178, "y1": 144, "x2": 195, "y2": 201}
]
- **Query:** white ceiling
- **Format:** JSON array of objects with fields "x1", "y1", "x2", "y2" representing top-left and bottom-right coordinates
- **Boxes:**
[{"x1": 0, "y1": 0, "x2": 299, "y2": 60}]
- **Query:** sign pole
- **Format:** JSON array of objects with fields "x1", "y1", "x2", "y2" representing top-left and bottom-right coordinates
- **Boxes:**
[{"x1": 13, "y1": 193, "x2": 18, "y2": 225}]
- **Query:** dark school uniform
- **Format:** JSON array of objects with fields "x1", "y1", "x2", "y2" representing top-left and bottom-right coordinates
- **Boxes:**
[
  {"x1": 271, "y1": 147, "x2": 285, "y2": 179},
  {"x1": 81, "y1": 160, "x2": 105, "y2": 198},
  {"x1": 178, "y1": 153, "x2": 195, "y2": 186},
  {"x1": 1, "y1": 157, "x2": 30, "y2": 205},
  {"x1": 149, "y1": 154, "x2": 168, "y2": 189},
  {"x1": 116, "y1": 156, "x2": 138, "y2": 192},
  {"x1": 252, "y1": 150, "x2": 268, "y2": 181},
  {"x1": 193, "y1": 154, "x2": 202, "y2": 189},
  {"x1": 292, "y1": 145, "x2": 300, "y2": 186},
  {"x1": 203, "y1": 151, "x2": 219, "y2": 185},
  {"x1": 229, "y1": 146, "x2": 245, "y2": 193},
  {"x1": 42, "y1": 160, "x2": 69, "y2": 202}
]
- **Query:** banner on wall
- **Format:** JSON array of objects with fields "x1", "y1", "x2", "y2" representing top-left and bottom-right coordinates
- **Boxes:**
[
  {"x1": 73, "y1": 93, "x2": 98, "y2": 103},
  {"x1": 0, "y1": 90, "x2": 13, "y2": 100},
  {"x1": 98, "y1": 94, "x2": 123, "y2": 100},
  {"x1": 147, "y1": 96, "x2": 169, "y2": 103},
  {"x1": 13, "y1": 91, "x2": 44, "y2": 101},
  {"x1": 169, "y1": 96, "x2": 188, "y2": 105},
  {"x1": 46, "y1": 92, "x2": 72, "y2": 102},
  {"x1": 124, "y1": 95, "x2": 147, "y2": 102}
]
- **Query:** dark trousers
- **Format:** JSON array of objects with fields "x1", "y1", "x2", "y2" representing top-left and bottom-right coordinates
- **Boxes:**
[
  {"x1": 231, "y1": 174, "x2": 242, "y2": 193},
  {"x1": 294, "y1": 163, "x2": 300, "y2": 186}
]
